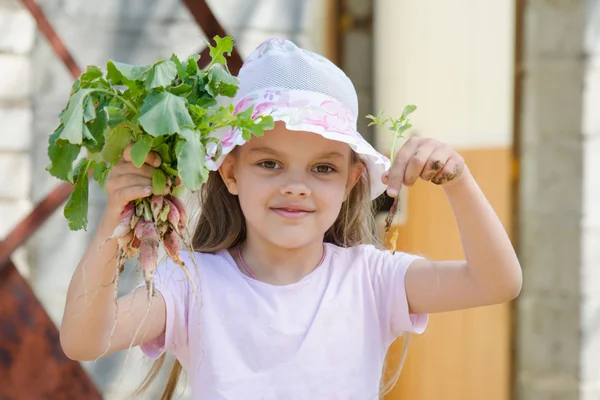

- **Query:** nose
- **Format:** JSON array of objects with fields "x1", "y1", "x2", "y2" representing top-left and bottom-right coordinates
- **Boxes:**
[{"x1": 280, "y1": 172, "x2": 311, "y2": 197}]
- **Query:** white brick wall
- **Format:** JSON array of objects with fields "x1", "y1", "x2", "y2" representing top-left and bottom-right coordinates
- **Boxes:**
[
  {"x1": 0, "y1": 108, "x2": 32, "y2": 151},
  {"x1": 0, "y1": 199, "x2": 32, "y2": 239},
  {"x1": 0, "y1": 55, "x2": 31, "y2": 100},
  {"x1": 0, "y1": 1, "x2": 35, "y2": 280},
  {"x1": 0, "y1": 153, "x2": 31, "y2": 199},
  {"x1": 0, "y1": 9, "x2": 36, "y2": 54}
]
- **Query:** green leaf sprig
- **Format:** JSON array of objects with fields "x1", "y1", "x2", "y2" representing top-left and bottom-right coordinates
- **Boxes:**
[
  {"x1": 366, "y1": 104, "x2": 417, "y2": 253},
  {"x1": 366, "y1": 104, "x2": 417, "y2": 160},
  {"x1": 47, "y1": 36, "x2": 274, "y2": 231}
]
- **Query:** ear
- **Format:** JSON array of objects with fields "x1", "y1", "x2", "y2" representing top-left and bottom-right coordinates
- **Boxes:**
[
  {"x1": 218, "y1": 154, "x2": 239, "y2": 195},
  {"x1": 345, "y1": 161, "x2": 365, "y2": 200}
]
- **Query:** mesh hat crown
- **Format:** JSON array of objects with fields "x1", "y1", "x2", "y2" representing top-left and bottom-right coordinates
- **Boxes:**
[
  {"x1": 235, "y1": 39, "x2": 359, "y2": 122},
  {"x1": 208, "y1": 38, "x2": 391, "y2": 199}
]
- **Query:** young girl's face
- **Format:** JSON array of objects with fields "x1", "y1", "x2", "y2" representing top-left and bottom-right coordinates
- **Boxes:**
[{"x1": 219, "y1": 122, "x2": 364, "y2": 249}]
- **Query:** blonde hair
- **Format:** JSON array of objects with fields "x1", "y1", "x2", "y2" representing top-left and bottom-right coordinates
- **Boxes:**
[{"x1": 134, "y1": 152, "x2": 410, "y2": 399}]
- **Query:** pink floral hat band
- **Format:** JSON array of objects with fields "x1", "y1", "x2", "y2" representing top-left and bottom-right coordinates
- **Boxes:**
[{"x1": 206, "y1": 88, "x2": 391, "y2": 200}]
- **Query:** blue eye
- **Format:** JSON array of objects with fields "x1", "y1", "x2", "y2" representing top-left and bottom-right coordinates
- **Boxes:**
[{"x1": 313, "y1": 165, "x2": 335, "y2": 174}]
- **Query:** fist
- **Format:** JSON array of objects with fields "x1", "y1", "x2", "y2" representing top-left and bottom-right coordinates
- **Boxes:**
[
  {"x1": 382, "y1": 137, "x2": 466, "y2": 196},
  {"x1": 105, "y1": 145, "x2": 163, "y2": 215}
]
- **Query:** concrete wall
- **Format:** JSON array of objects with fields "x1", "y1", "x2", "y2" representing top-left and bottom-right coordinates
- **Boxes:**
[
  {"x1": 0, "y1": 0, "x2": 328, "y2": 398},
  {"x1": 516, "y1": 1, "x2": 600, "y2": 399}
]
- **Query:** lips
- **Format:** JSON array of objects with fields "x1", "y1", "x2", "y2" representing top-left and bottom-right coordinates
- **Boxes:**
[{"x1": 270, "y1": 204, "x2": 314, "y2": 219}]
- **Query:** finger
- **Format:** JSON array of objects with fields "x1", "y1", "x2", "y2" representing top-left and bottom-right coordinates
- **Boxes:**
[
  {"x1": 122, "y1": 145, "x2": 161, "y2": 168},
  {"x1": 381, "y1": 170, "x2": 389, "y2": 185},
  {"x1": 145, "y1": 151, "x2": 162, "y2": 168},
  {"x1": 421, "y1": 146, "x2": 453, "y2": 182},
  {"x1": 387, "y1": 137, "x2": 420, "y2": 196},
  {"x1": 122, "y1": 144, "x2": 133, "y2": 163},
  {"x1": 122, "y1": 162, "x2": 157, "y2": 179},
  {"x1": 403, "y1": 141, "x2": 437, "y2": 186},
  {"x1": 114, "y1": 185, "x2": 153, "y2": 205},
  {"x1": 431, "y1": 156, "x2": 463, "y2": 185},
  {"x1": 111, "y1": 174, "x2": 153, "y2": 192}
]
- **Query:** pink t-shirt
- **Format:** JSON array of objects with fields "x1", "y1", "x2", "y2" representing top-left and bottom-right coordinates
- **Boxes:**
[{"x1": 140, "y1": 243, "x2": 428, "y2": 399}]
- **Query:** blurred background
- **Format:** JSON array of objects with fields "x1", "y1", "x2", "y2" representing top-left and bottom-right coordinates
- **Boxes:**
[{"x1": 0, "y1": 0, "x2": 598, "y2": 399}]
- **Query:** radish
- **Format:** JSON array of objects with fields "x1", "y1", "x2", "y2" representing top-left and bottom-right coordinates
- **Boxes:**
[
  {"x1": 150, "y1": 195, "x2": 163, "y2": 221},
  {"x1": 106, "y1": 203, "x2": 134, "y2": 242},
  {"x1": 138, "y1": 221, "x2": 159, "y2": 301},
  {"x1": 164, "y1": 198, "x2": 181, "y2": 234},
  {"x1": 168, "y1": 195, "x2": 188, "y2": 234}
]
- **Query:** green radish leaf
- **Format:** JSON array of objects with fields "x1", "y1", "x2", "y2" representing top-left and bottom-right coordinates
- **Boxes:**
[
  {"x1": 64, "y1": 159, "x2": 91, "y2": 231},
  {"x1": 83, "y1": 96, "x2": 96, "y2": 123},
  {"x1": 106, "y1": 61, "x2": 150, "y2": 84},
  {"x1": 170, "y1": 54, "x2": 187, "y2": 79},
  {"x1": 152, "y1": 169, "x2": 167, "y2": 195},
  {"x1": 169, "y1": 82, "x2": 193, "y2": 96},
  {"x1": 208, "y1": 36, "x2": 234, "y2": 67},
  {"x1": 154, "y1": 143, "x2": 172, "y2": 164},
  {"x1": 186, "y1": 54, "x2": 200, "y2": 75},
  {"x1": 176, "y1": 131, "x2": 207, "y2": 191},
  {"x1": 194, "y1": 96, "x2": 217, "y2": 109},
  {"x1": 138, "y1": 92, "x2": 194, "y2": 136},
  {"x1": 105, "y1": 106, "x2": 128, "y2": 128},
  {"x1": 130, "y1": 135, "x2": 153, "y2": 168},
  {"x1": 101, "y1": 124, "x2": 131, "y2": 165},
  {"x1": 152, "y1": 135, "x2": 169, "y2": 147},
  {"x1": 206, "y1": 64, "x2": 238, "y2": 97},
  {"x1": 81, "y1": 65, "x2": 103, "y2": 84},
  {"x1": 243, "y1": 115, "x2": 274, "y2": 138},
  {"x1": 58, "y1": 88, "x2": 96, "y2": 144},
  {"x1": 92, "y1": 160, "x2": 110, "y2": 189},
  {"x1": 85, "y1": 103, "x2": 109, "y2": 153},
  {"x1": 47, "y1": 125, "x2": 81, "y2": 183},
  {"x1": 145, "y1": 60, "x2": 178, "y2": 90},
  {"x1": 172, "y1": 185, "x2": 185, "y2": 197}
]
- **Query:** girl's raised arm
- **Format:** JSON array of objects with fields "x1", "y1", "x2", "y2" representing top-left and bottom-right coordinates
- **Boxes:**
[
  {"x1": 60, "y1": 149, "x2": 168, "y2": 361},
  {"x1": 385, "y1": 137, "x2": 522, "y2": 314}
]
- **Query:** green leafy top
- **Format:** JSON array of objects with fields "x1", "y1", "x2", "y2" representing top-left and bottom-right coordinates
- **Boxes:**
[
  {"x1": 367, "y1": 104, "x2": 417, "y2": 160},
  {"x1": 47, "y1": 36, "x2": 274, "y2": 231}
]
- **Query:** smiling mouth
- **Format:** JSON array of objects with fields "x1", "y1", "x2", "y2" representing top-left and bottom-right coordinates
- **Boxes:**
[{"x1": 270, "y1": 207, "x2": 314, "y2": 219}]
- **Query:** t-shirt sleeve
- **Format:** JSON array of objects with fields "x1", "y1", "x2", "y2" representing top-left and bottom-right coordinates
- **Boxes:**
[
  {"x1": 364, "y1": 245, "x2": 428, "y2": 343},
  {"x1": 137, "y1": 254, "x2": 191, "y2": 359}
]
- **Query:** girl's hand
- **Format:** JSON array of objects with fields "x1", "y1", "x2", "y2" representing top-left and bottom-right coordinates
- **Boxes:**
[
  {"x1": 105, "y1": 145, "x2": 164, "y2": 216},
  {"x1": 382, "y1": 137, "x2": 466, "y2": 196}
]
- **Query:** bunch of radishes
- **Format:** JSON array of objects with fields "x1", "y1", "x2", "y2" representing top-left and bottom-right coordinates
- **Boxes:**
[
  {"x1": 47, "y1": 36, "x2": 273, "y2": 301},
  {"x1": 111, "y1": 194, "x2": 191, "y2": 301}
]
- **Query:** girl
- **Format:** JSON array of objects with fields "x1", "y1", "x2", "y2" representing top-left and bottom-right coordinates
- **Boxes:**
[{"x1": 59, "y1": 38, "x2": 522, "y2": 399}]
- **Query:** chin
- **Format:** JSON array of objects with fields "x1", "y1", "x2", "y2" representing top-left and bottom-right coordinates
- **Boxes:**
[{"x1": 262, "y1": 230, "x2": 319, "y2": 249}]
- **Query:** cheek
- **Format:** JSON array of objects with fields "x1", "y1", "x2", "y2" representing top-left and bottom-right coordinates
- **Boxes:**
[
  {"x1": 315, "y1": 179, "x2": 347, "y2": 211},
  {"x1": 235, "y1": 172, "x2": 272, "y2": 210}
]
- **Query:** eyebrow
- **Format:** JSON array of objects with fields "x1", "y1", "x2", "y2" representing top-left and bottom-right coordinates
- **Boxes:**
[{"x1": 249, "y1": 147, "x2": 346, "y2": 160}]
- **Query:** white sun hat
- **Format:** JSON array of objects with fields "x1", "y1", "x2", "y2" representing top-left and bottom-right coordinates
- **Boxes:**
[{"x1": 206, "y1": 38, "x2": 391, "y2": 200}]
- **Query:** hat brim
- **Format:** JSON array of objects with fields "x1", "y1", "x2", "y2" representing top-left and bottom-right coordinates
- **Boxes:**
[{"x1": 206, "y1": 89, "x2": 391, "y2": 200}]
